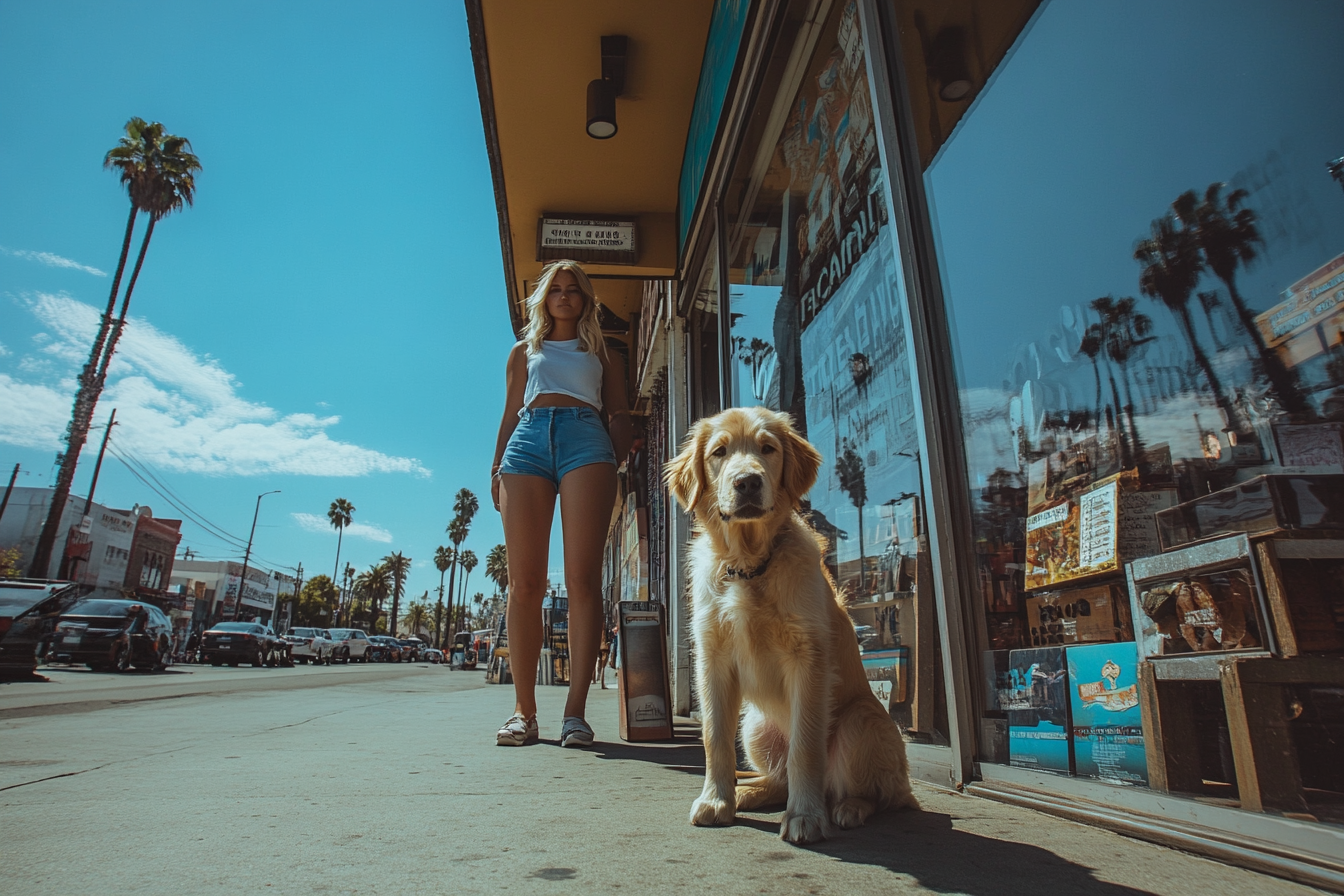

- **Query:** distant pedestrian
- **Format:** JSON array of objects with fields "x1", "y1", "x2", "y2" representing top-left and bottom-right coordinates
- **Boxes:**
[{"x1": 490, "y1": 259, "x2": 632, "y2": 748}]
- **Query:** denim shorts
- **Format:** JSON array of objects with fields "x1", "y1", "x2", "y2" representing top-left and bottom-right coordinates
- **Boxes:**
[{"x1": 499, "y1": 406, "x2": 615, "y2": 488}]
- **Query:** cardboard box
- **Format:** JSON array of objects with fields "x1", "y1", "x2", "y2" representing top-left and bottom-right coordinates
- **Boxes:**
[
  {"x1": 1067, "y1": 641, "x2": 1147, "y2": 784},
  {"x1": 1154, "y1": 474, "x2": 1344, "y2": 551},
  {"x1": 1025, "y1": 583, "x2": 1131, "y2": 646},
  {"x1": 1006, "y1": 646, "x2": 1074, "y2": 775},
  {"x1": 1025, "y1": 472, "x2": 1177, "y2": 590}
]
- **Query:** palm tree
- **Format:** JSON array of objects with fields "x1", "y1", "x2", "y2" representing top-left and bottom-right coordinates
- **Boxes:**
[
  {"x1": 29, "y1": 118, "x2": 201, "y2": 577},
  {"x1": 383, "y1": 551, "x2": 412, "y2": 637},
  {"x1": 1135, "y1": 213, "x2": 1251, "y2": 436},
  {"x1": 453, "y1": 488, "x2": 480, "y2": 527},
  {"x1": 1196, "y1": 290, "x2": 1229, "y2": 352},
  {"x1": 457, "y1": 549, "x2": 478, "y2": 638},
  {"x1": 444, "y1": 516, "x2": 468, "y2": 640},
  {"x1": 1093, "y1": 295, "x2": 1155, "y2": 462},
  {"x1": 433, "y1": 545, "x2": 454, "y2": 648},
  {"x1": 836, "y1": 439, "x2": 867, "y2": 594},
  {"x1": 328, "y1": 499, "x2": 355, "y2": 583},
  {"x1": 354, "y1": 562, "x2": 391, "y2": 632},
  {"x1": 1078, "y1": 328, "x2": 1107, "y2": 436},
  {"x1": 1174, "y1": 183, "x2": 1308, "y2": 415},
  {"x1": 485, "y1": 543, "x2": 508, "y2": 597},
  {"x1": 402, "y1": 597, "x2": 430, "y2": 639}
]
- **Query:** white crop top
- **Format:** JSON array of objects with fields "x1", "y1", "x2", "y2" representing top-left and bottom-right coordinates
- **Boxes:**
[{"x1": 522, "y1": 338, "x2": 604, "y2": 413}]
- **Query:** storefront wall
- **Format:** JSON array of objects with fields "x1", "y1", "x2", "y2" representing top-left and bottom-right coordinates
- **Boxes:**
[{"x1": 674, "y1": 0, "x2": 1344, "y2": 880}]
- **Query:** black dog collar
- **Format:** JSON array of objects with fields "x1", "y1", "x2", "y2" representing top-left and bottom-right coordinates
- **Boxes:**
[{"x1": 724, "y1": 554, "x2": 773, "y2": 580}]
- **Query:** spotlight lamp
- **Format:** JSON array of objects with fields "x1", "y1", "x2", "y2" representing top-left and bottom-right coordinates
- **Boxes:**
[{"x1": 586, "y1": 35, "x2": 628, "y2": 139}]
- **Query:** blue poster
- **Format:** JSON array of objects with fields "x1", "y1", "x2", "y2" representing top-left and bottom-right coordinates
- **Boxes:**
[
  {"x1": 1066, "y1": 641, "x2": 1148, "y2": 784},
  {"x1": 1006, "y1": 646, "x2": 1074, "y2": 775}
]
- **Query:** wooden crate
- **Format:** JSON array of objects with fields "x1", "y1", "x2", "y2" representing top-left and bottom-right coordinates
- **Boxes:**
[
  {"x1": 1253, "y1": 537, "x2": 1344, "y2": 655},
  {"x1": 1139, "y1": 654, "x2": 1344, "y2": 812}
]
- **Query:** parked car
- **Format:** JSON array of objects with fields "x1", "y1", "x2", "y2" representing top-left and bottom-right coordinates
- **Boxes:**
[
  {"x1": 52, "y1": 597, "x2": 174, "y2": 672},
  {"x1": 200, "y1": 621, "x2": 281, "y2": 667},
  {"x1": 366, "y1": 635, "x2": 403, "y2": 662},
  {"x1": 397, "y1": 637, "x2": 426, "y2": 662},
  {"x1": 0, "y1": 580, "x2": 88, "y2": 679},
  {"x1": 326, "y1": 628, "x2": 372, "y2": 662},
  {"x1": 285, "y1": 627, "x2": 336, "y2": 664}
]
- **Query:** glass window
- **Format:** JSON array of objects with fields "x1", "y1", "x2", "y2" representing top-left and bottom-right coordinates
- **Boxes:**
[
  {"x1": 906, "y1": 0, "x2": 1344, "y2": 817},
  {"x1": 724, "y1": 0, "x2": 944, "y2": 741},
  {"x1": 689, "y1": 233, "x2": 723, "y2": 422}
]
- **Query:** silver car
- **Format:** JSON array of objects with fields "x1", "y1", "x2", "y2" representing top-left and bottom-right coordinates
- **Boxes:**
[{"x1": 285, "y1": 627, "x2": 336, "y2": 664}]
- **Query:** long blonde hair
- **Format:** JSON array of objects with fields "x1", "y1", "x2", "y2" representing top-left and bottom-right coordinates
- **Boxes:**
[{"x1": 523, "y1": 259, "x2": 607, "y2": 356}]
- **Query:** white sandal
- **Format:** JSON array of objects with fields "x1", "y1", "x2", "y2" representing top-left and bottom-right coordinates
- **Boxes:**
[{"x1": 496, "y1": 712, "x2": 538, "y2": 746}]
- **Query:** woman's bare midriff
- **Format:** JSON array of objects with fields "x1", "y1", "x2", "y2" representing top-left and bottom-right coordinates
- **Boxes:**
[{"x1": 528, "y1": 392, "x2": 600, "y2": 413}]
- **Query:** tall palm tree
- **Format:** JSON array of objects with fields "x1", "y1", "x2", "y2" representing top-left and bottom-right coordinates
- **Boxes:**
[
  {"x1": 836, "y1": 439, "x2": 867, "y2": 594},
  {"x1": 1078, "y1": 328, "x2": 1107, "y2": 436},
  {"x1": 328, "y1": 499, "x2": 355, "y2": 583},
  {"x1": 433, "y1": 545, "x2": 454, "y2": 648},
  {"x1": 383, "y1": 551, "x2": 412, "y2": 637},
  {"x1": 29, "y1": 118, "x2": 201, "y2": 577},
  {"x1": 1174, "y1": 183, "x2": 1308, "y2": 415},
  {"x1": 1083, "y1": 318, "x2": 1128, "y2": 464},
  {"x1": 457, "y1": 549, "x2": 478, "y2": 638},
  {"x1": 1136, "y1": 213, "x2": 1251, "y2": 436},
  {"x1": 485, "y1": 543, "x2": 508, "y2": 597},
  {"x1": 445, "y1": 515, "x2": 469, "y2": 636},
  {"x1": 453, "y1": 488, "x2": 480, "y2": 527}
]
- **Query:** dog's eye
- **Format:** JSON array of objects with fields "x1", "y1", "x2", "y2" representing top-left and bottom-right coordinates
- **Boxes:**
[
  {"x1": 760, "y1": 443, "x2": 777, "y2": 454},
  {"x1": 711, "y1": 445, "x2": 727, "y2": 458}
]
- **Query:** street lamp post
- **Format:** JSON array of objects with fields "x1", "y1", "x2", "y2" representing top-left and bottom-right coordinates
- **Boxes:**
[{"x1": 231, "y1": 490, "x2": 280, "y2": 621}]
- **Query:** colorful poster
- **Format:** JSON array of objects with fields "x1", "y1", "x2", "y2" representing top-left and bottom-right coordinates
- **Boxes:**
[{"x1": 1067, "y1": 642, "x2": 1147, "y2": 784}]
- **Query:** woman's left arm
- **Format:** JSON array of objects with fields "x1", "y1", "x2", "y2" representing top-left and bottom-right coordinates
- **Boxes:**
[{"x1": 602, "y1": 351, "x2": 634, "y2": 462}]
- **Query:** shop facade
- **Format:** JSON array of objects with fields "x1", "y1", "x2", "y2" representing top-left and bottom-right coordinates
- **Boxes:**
[{"x1": 471, "y1": 0, "x2": 1344, "y2": 883}]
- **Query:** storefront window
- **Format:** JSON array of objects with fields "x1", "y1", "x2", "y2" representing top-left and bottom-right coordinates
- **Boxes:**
[
  {"x1": 689, "y1": 233, "x2": 722, "y2": 423},
  {"x1": 724, "y1": 0, "x2": 944, "y2": 740},
  {"x1": 905, "y1": 0, "x2": 1344, "y2": 818}
]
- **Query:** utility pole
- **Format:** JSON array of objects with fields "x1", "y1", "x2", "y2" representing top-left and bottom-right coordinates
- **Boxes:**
[
  {"x1": 0, "y1": 463, "x2": 19, "y2": 528},
  {"x1": 231, "y1": 490, "x2": 280, "y2": 621},
  {"x1": 82, "y1": 409, "x2": 117, "y2": 514}
]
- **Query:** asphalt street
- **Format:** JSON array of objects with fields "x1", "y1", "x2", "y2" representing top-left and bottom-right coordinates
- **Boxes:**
[{"x1": 0, "y1": 662, "x2": 1329, "y2": 895}]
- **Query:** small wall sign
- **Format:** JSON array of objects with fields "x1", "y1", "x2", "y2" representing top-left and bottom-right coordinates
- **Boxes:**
[{"x1": 537, "y1": 215, "x2": 638, "y2": 265}]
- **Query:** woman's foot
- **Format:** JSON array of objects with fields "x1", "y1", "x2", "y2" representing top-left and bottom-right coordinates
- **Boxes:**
[
  {"x1": 497, "y1": 712, "x2": 538, "y2": 746},
  {"x1": 560, "y1": 716, "x2": 594, "y2": 747}
]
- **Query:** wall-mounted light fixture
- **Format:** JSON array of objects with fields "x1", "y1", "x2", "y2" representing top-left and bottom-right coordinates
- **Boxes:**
[
  {"x1": 927, "y1": 25, "x2": 972, "y2": 101},
  {"x1": 587, "y1": 35, "x2": 628, "y2": 139}
]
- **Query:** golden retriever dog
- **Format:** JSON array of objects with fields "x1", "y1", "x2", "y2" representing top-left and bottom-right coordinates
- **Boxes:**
[{"x1": 665, "y1": 406, "x2": 918, "y2": 845}]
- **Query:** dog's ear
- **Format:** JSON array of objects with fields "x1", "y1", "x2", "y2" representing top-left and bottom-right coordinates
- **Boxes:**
[
  {"x1": 665, "y1": 420, "x2": 709, "y2": 511},
  {"x1": 779, "y1": 414, "x2": 822, "y2": 505}
]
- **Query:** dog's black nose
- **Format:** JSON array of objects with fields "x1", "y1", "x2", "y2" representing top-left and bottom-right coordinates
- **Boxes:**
[{"x1": 733, "y1": 473, "x2": 763, "y2": 497}]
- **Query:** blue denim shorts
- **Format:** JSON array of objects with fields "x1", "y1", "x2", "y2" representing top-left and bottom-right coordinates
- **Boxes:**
[{"x1": 499, "y1": 406, "x2": 615, "y2": 488}]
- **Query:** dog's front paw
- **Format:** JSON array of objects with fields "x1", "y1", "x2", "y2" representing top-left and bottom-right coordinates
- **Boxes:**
[
  {"x1": 779, "y1": 809, "x2": 828, "y2": 844},
  {"x1": 690, "y1": 794, "x2": 736, "y2": 827}
]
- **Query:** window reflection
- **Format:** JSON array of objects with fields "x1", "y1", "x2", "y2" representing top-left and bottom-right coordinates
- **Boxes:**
[
  {"x1": 724, "y1": 0, "x2": 943, "y2": 740},
  {"x1": 914, "y1": 0, "x2": 1344, "y2": 818}
]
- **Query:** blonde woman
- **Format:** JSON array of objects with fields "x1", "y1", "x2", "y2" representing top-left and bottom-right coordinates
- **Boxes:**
[{"x1": 491, "y1": 259, "x2": 632, "y2": 746}]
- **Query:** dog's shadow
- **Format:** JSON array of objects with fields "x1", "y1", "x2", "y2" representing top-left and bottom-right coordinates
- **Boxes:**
[
  {"x1": 596, "y1": 736, "x2": 1153, "y2": 895},
  {"x1": 732, "y1": 807, "x2": 1154, "y2": 895}
]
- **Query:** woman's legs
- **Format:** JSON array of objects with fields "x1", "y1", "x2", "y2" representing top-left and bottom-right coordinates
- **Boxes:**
[
  {"x1": 558, "y1": 462, "x2": 617, "y2": 720},
  {"x1": 500, "y1": 473, "x2": 557, "y2": 719}
]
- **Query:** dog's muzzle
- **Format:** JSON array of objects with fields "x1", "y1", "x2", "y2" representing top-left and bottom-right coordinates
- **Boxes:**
[{"x1": 722, "y1": 472, "x2": 769, "y2": 520}]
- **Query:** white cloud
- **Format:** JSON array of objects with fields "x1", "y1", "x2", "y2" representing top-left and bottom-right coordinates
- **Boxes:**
[
  {"x1": 291, "y1": 512, "x2": 393, "y2": 544},
  {"x1": 0, "y1": 292, "x2": 430, "y2": 478},
  {"x1": 2, "y1": 246, "x2": 106, "y2": 276}
]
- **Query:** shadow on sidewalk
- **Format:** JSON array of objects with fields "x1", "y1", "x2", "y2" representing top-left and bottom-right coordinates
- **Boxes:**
[
  {"x1": 733, "y1": 808, "x2": 1152, "y2": 895},
  {"x1": 590, "y1": 738, "x2": 705, "y2": 775}
]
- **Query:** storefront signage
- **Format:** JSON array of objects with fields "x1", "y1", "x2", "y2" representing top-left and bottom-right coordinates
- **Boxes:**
[
  {"x1": 1254, "y1": 251, "x2": 1344, "y2": 346},
  {"x1": 536, "y1": 216, "x2": 638, "y2": 265}
]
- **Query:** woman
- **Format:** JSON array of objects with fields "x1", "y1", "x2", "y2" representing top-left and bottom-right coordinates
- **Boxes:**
[{"x1": 491, "y1": 259, "x2": 632, "y2": 746}]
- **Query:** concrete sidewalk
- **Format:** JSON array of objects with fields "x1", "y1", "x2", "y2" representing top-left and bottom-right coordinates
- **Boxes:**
[{"x1": 0, "y1": 666, "x2": 1327, "y2": 895}]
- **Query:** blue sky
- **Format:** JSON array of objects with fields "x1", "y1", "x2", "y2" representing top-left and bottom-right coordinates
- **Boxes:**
[{"x1": 0, "y1": 0, "x2": 536, "y2": 605}]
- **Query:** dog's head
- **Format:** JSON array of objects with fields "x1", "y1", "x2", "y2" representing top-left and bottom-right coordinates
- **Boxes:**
[{"x1": 665, "y1": 407, "x2": 822, "y2": 523}]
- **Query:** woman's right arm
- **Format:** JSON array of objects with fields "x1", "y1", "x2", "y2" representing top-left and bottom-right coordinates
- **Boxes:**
[{"x1": 491, "y1": 343, "x2": 529, "y2": 511}]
